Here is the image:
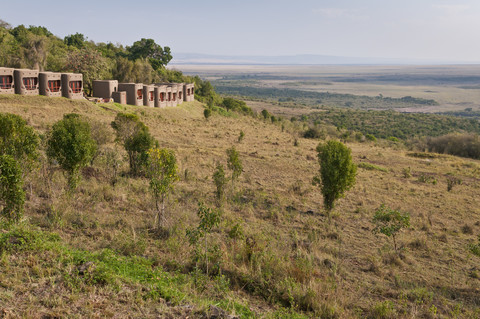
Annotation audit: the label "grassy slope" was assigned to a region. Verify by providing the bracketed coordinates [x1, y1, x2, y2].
[0, 94, 480, 318]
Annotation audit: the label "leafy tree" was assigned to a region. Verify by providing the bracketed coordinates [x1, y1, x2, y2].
[372, 204, 410, 252]
[213, 163, 227, 204]
[314, 140, 356, 214]
[64, 32, 86, 49]
[65, 46, 107, 96]
[0, 113, 39, 169]
[226, 146, 242, 191]
[127, 38, 172, 70]
[186, 202, 222, 276]
[147, 147, 178, 228]
[46, 114, 97, 190]
[261, 109, 270, 120]
[111, 113, 155, 176]
[0, 155, 25, 222]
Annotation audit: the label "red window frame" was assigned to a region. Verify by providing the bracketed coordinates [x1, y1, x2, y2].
[69, 81, 82, 93]
[149, 91, 154, 101]
[168, 92, 171, 101]
[160, 92, 165, 102]
[0, 75, 13, 89]
[23, 77, 38, 90]
[48, 80, 61, 92]
[137, 89, 143, 100]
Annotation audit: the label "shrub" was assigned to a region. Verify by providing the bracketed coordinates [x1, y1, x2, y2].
[147, 147, 178, 228]
[226, 146, 242, 192]
[427, 133, 480, 159]
[221, 97, 253, 115]
[213, 163, 228, 204]
[46, 114, 97, 190]
[0, 155, 25, 222]
[204, 108, 212, 119]
[358, 162, 388, 172]
[372, 204, 410, 252]
[0, 112, 39, 167]
[313, 140, 357, 214]
[365, 134, 377, 142]
[303, 127, 325, 139]
[186, 202, 222, 276]
[111, 113, 156, 175]
[261, 109, 270, 120]
[238, 130, 245, 143]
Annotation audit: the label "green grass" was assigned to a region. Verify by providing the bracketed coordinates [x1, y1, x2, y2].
[357, 162, 389, 172]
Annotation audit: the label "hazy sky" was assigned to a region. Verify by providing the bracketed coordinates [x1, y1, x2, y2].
[2, 0, 480, 62]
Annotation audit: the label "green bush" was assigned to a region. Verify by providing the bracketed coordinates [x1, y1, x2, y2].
[0, 112, 38, 166]
[313, 140, 357, 214]
[111, 112, 156, 176]
[372, 204, 410, 252]
[0, 155, 25, 222]
[46, 113, 97, 190]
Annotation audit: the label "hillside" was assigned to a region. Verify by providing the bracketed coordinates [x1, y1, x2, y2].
[0, 95, 480, 318]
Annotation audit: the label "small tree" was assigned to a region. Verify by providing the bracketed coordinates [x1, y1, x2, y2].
[313, 140, 356, 214]
[226, 146, 242, 192]
[147, 147, 178, 228]
[0, 155, 25, 222]
[203, 108, 212, 120]
[213, 163, 228, 204]
[186, 202, 222, 276]
[46, 114, 97, 190]
[111, 113, 155, 176]
[0, 113, 39, 169]
[372, 204, 410, 252]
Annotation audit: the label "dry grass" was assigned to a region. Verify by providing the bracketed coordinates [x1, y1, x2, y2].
[1, 94, 480, 318]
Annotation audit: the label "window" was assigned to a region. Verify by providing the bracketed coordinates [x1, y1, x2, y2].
[179, 92, 182, 100]
[0, 75, 13, 89]
[149, 91, 154, 101]
[48, 80, 61, 92]
[160, 92, 165, 102]
[137, 89, 143, 100]
[168, 92, 171, 101]
[173, 93, 176, 101]
[69, 81, 82, 93]
[23, 77, 38, 90]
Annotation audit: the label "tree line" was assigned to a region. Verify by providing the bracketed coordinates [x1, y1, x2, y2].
[0, 20, 214, 97]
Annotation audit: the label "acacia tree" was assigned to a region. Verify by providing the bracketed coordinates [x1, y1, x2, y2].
[46, 114, 97, 190]
[226, 146, 242, 192]
[314, 140, 356, 215]
[0, 155, 25, 222]
[147, 147, 178, 228]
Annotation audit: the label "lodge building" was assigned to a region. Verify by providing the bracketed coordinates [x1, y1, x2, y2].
[0, 67, 195, 107]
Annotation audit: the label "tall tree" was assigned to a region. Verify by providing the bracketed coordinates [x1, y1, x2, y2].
[65, 47, 107, 95]
[127, 38, 172, 70]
